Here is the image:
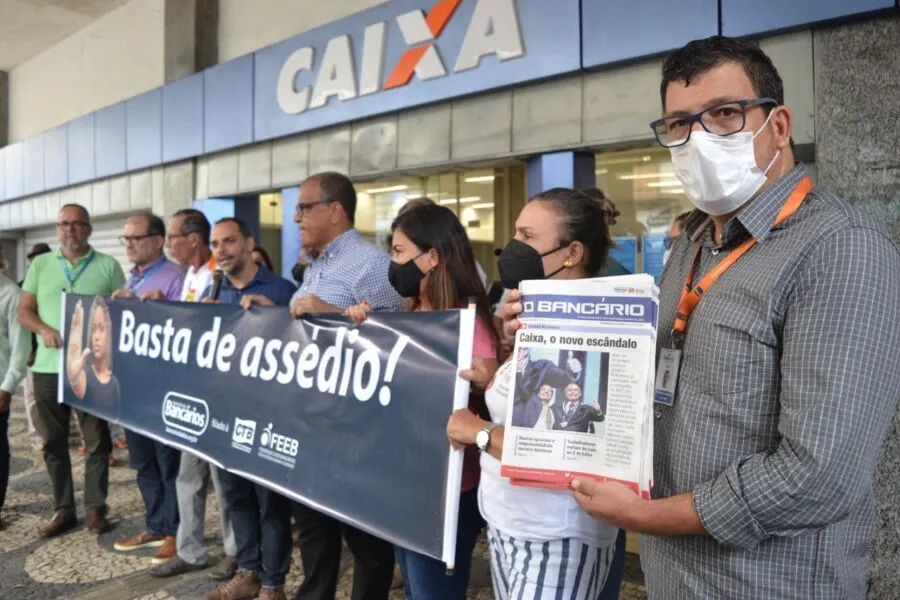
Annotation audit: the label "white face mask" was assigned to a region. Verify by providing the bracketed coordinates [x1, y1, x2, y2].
[669, 111, 780, 216]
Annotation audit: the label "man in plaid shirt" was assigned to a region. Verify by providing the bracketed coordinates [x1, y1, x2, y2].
[503, 36, 900, 599]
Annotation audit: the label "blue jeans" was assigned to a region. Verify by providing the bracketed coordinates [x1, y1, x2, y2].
[0, 409, 8, 510]
[598, 529, 626, 599]
[395, 488, 484, 600]
[217, 468, 293, 587]
[125, 430, 181, 536]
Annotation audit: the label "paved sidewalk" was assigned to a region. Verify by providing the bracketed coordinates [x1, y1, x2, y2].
[0, 397, 646, 599]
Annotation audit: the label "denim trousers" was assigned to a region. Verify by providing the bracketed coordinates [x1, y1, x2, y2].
[395, 488, 484, 600]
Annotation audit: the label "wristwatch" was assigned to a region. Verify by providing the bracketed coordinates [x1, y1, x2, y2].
[475, 425, 496, 452]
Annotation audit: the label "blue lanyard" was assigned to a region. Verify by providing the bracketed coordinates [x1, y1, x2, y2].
[127, 257, 168, 293]
[58, 251, 95, 290]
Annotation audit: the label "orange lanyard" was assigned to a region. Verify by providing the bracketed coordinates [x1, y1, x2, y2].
[672, 177, 813, 341]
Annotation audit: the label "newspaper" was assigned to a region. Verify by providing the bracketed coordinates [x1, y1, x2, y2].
[499, 274, 658, 499]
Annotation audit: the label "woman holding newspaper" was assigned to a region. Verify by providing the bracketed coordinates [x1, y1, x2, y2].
[345, 202, 500, 600]
[447, 188, 619, 600]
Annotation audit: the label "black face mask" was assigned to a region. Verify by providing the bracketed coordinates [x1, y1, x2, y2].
[497, 239, 565, 290]
[388, 253, 427, 298]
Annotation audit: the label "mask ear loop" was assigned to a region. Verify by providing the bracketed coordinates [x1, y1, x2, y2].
[753, 108, 781, 176]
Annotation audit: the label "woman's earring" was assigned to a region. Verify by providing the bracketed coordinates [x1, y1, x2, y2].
[563, 259, 572, 268]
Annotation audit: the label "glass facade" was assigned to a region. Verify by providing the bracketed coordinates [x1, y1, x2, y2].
[353, 164, 527, 285]
[595, 147, 694, 279]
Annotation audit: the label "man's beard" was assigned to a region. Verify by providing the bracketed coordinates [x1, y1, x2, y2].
[62, 239, 88, 253]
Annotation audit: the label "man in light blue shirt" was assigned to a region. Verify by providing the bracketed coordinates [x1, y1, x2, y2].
[288, 171, 402, 600]
[0, 258, 31, 530]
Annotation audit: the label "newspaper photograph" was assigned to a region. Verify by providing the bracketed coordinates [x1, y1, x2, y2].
[500, 275, 658, 498]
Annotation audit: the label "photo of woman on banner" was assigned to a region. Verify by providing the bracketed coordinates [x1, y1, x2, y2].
[345, 201, 500, 600]
[510, 346, 582, 428]
[65, 296, 121, 422]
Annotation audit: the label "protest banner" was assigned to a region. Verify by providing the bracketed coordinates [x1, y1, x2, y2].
[58, 293, 474, 568]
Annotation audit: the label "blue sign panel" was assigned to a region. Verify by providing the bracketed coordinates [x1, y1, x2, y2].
[610, 236, 638, 274]
[204, 55, 255, 154]
[68, 114, 96, 185]
[44, 125, 69, 190]
[254, 0, 582, 141]
[95, 102, 127, 179]
[127, 89, 163, 172]
[23, 136, 45, 196]
[3, 143, 23, 200]
[162, 73, 204, 163]
[721, 0, 895, 37]
[642, 234, 667, 282]
[581, 0, 718, 68]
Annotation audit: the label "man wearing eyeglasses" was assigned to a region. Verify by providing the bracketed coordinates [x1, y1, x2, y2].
[110, 212, 186, 564]
[288, 172, 402, 600]
[18, 203, 126, 538]
[501, 36, 900, 599]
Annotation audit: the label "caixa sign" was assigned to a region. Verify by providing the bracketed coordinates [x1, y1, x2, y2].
[276, 0, 525, 116]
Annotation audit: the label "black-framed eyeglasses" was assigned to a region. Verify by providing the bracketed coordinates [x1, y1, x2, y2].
[294, 199, 334, 217]
[119, 233, 161, 245]
[56, 220, 90, 230]
[650, 98, 778, 148]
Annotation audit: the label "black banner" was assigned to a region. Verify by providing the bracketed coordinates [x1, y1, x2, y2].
[59, 293, 472, 565]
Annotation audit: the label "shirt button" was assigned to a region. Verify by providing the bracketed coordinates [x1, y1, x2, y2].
[655, 410, 662, 420]
[711, 249, 720, 256]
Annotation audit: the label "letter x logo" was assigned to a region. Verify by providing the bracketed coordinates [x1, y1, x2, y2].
[384, 0, 461, 90]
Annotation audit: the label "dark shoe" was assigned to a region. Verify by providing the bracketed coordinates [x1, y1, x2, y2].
[86, 508, 111, 535]
[150, 555, 207, 578]
[208, 555, 238, 581]
[40, 509, 77, 539]
[204, 569, 261, 600]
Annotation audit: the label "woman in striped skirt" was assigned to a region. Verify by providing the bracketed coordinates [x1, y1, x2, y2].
[449, 188, 619, 599]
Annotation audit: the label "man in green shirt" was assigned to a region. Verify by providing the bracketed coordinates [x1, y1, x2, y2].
[18, 203, 125, 538]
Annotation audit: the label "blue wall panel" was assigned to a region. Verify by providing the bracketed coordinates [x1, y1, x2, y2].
[95, 102, 127, 179]
[3, 143, 23, 200]
[23, 136, 45, 196]
[722, 0, 895, 37]
[44, 125, 69, 190]
[204, 55, 254, 153]
[162, 73, 204, 163]
[254, 0, 581, 141]
[0, 150, 5, 201]
[68, 114, 96, 185]
[581, 0, 718, 68]
[127, 89, 163, 171]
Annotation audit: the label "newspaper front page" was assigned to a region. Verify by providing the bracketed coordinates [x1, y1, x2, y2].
[500, 274, 658, 499]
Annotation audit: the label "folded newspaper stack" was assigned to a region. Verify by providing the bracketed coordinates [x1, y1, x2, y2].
[499, 274, 659, 499]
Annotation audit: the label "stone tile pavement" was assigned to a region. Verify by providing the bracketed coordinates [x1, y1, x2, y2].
[0, 397, 647, 599]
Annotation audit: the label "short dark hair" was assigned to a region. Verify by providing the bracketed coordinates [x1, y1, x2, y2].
[173, 208, 211, 245]
[529, 188, 612, 276]
[579, 187, 620, 225]
[60, 203, 90, 222]
[133, 212, 166, 237]
[215, 217, 252, 239]
[307, 172, 357, 224]
[660, 36, 784, 111]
